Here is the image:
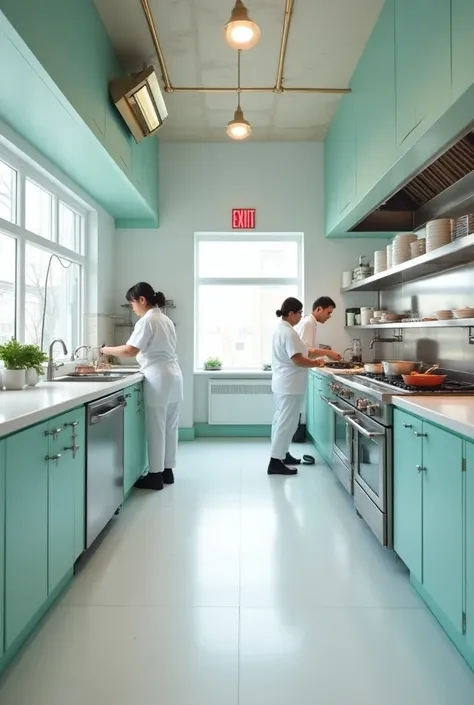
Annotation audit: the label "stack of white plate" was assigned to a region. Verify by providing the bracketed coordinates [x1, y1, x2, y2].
[393, 233, 418, 265]
[426, 219, 452, 252]
[386, 243, 393, 269]
[435, 310, 453, 320]
[409, 238, 426, 258]
[374, 250, 387, 274]
[453, 307, 474, 319]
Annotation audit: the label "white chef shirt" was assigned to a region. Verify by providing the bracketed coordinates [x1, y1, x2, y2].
[127, 308, 183, 406]
[295, 314, 318, 349]
[271, 320, 309, 395]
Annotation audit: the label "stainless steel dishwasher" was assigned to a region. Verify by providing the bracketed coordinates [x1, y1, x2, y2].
[86, 390, 126, 548]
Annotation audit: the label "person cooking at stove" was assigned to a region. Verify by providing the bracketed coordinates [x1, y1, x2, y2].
[101, 282, 183, 492]
[294, 296, 342, 361]
[268, 297, 326, 477]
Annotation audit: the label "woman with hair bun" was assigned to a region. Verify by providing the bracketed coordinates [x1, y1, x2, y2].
[269, 297, 324, 476]
[101, 282, 183, 491]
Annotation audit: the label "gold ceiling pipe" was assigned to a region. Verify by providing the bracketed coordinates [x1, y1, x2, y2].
[139, 0, 351, 96]
[275, 0, 294, 93]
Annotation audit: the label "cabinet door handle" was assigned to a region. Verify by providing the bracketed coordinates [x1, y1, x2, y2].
[65, 421, 79, 428]
[64, 445, 80, 458]
[416, 465, 426, 473]
[402, 423, 412, 429]
[45, 428, 62, 438]
[46, 453, 61, 465]
[414, 432, 427, 438]
[125, 393, 132, 398]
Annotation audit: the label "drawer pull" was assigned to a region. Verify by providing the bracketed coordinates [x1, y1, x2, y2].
[65, 421, 79, 428]
[414, 432, 427, 438]
[46, 454, 61, 465]
[64, 444, 80, 458]
[402, 423, 412, 429]
[416, 465, 426, 473]
[45, 428, 62, 438]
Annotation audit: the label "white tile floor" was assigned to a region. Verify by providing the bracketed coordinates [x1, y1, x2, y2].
[1, 439, 474, 703]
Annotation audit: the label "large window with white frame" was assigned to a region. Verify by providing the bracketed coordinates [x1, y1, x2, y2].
[195, 233, 303, 370]
[0, 144, 87, 354]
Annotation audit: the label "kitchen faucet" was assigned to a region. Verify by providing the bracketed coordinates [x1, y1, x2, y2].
[71, 345, 89, 361]
[368, 335, 402, 350]
[47, 339, 68, 381]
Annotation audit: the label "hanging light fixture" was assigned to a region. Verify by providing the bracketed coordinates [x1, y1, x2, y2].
[226, 50, 251, 140]
[224, 0, 261, 50]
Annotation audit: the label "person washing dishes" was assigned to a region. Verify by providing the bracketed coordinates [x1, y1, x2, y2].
[295, 296, 342, 360]
[268, 297, 325, 477]
[101, 282, 183, 491]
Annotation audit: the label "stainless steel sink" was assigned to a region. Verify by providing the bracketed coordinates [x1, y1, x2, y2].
[54, 372, 133, 383]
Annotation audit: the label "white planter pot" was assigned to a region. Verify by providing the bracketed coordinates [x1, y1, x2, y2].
[26, 368, 40, 387]
[3, 369, 26, 390]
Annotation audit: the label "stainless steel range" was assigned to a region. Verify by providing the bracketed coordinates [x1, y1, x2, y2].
[327, 370, 474, 547]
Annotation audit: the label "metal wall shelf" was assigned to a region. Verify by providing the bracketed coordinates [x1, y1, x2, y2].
[346, 319, 474, 330]
[341, 233, 474, 292]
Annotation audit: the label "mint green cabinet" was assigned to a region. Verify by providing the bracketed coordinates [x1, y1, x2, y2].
[393, 409, 423, 582]
[307, 372, 333, 465]
[466, 441, 474, 653]
[306, 373, 315, 441]
[353, 0, 395, 198]
[0, 441, 5, 659]
[422, 425, 463, 631]
[48, 408, 86, 592]
[452, 0, 474, 101]
[124, 383, 148, 494]
[324, 96, 356, 233]
[5, 421, 49, 650]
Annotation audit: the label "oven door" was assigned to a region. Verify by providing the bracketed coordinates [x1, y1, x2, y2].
[327, 399, 353, 468]
[347, 412, 388, 512]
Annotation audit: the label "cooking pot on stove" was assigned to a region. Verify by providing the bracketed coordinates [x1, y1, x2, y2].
[382, 360, 418, 376]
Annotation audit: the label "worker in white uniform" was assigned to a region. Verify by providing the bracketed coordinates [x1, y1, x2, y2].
[268, 297, 325, 477]
[101, 282, 183, 491]
[295, 295, 342, 359]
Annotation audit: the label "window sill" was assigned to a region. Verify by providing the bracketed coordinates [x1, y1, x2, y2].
[194, 369, 272, 378]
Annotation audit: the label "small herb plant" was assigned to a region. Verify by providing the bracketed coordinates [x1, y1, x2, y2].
[0, 339, 28, 370]
[22, 344, 49, 375]
[204, 357, 222, 370]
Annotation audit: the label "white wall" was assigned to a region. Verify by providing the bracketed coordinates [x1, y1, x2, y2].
[114, 142, 386, 427]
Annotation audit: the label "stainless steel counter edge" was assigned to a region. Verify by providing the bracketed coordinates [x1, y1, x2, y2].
[393, 395, 474, 441]
[0, 373, 144, 439]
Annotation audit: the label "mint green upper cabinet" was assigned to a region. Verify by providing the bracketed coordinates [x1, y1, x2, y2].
[48, 408, 86, 591]
[393, 409, 423, 582]
[452, 0, 474, 101]
[336, 95, 356, 218]
[466, 441, 474, 653]
[395, 0, 451, 153]
[5, 422, 48, 650]
[353, 0, 395, 198]
[0, 441, 5, 659]
[422, 422, 463, 632]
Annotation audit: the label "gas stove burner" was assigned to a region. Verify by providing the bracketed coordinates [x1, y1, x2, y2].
[324, 361, 362, 369]
[362, 373, 474, 394]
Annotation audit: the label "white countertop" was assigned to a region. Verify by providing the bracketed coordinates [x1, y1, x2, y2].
[0, 373, 143, 438]
[393, 396, 474, 439]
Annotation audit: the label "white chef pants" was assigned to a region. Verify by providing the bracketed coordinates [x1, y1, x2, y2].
[270, 393, 304, 460]
[145, 402, 180, 474]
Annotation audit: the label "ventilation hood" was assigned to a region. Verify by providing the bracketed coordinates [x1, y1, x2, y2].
[109, 66, 168, 143]
[351, 127, 474, 232]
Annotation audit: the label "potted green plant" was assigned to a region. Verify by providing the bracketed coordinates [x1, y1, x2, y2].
[0, 339, 28, 390]
[22, 344, 49, 387]
[203, 356, 222, 371]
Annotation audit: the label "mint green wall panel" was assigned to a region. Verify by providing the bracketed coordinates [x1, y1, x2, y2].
[353, 0, 395, 198]
[422, 422, 463, 633]
[466, 441, 474, 653]
[452, 0, 474, 101]
[0, 441, 4, 659]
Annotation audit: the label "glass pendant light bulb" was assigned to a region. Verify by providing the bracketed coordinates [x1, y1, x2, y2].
[224, 1, 261, 50]
[226, 107, 251, 140]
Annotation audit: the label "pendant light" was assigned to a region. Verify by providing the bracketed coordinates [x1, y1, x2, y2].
[224, 1, 261, 51]
[226, 50, 251, 140]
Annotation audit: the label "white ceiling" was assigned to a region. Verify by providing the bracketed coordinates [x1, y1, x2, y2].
[94, 0, 383, 142]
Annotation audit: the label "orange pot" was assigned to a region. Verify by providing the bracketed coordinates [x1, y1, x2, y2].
[402, 374, 446, 388]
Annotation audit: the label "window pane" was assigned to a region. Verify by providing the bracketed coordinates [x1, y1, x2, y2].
[59, 202, 82, 252]
[197, 284, 298, 369]
[198, 241, 298, 278]
[0, 232, 16, 343]
[25, 179, 53, 239]
[0, 160, 16, 223]
[25, 244, 80, 351]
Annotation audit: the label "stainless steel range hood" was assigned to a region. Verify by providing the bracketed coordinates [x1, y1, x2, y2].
[351, 126, 474, 232]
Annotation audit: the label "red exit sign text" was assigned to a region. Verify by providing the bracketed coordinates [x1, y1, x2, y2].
[232, 208, 256, 229]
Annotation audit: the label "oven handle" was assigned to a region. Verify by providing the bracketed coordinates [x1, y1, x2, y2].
[327, 400, 355, 418]
[346, 416, 385, 439]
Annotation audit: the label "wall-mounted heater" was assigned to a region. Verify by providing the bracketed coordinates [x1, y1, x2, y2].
[109, 66, 168, 143]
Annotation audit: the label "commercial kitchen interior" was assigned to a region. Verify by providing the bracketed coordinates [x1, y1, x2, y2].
[1, 0, 474, 702]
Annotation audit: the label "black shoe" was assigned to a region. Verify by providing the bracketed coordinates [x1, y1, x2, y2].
[284, 452, 301, 465]
[163, 468, 175, 485]
[134, 472, 164, 491]
[267, 458, 298, 476]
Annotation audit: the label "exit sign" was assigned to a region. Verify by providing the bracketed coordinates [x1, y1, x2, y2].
[232, 208, 256, 229]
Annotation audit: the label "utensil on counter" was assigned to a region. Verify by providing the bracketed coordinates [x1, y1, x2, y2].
[382, 360, 417, 376]
[402, 373, 446, 388]
[363, 362, 383, 374]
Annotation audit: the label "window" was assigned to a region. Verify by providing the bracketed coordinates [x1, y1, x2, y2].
[195, 234, 303, 370]
[0, 145, 88, 354]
